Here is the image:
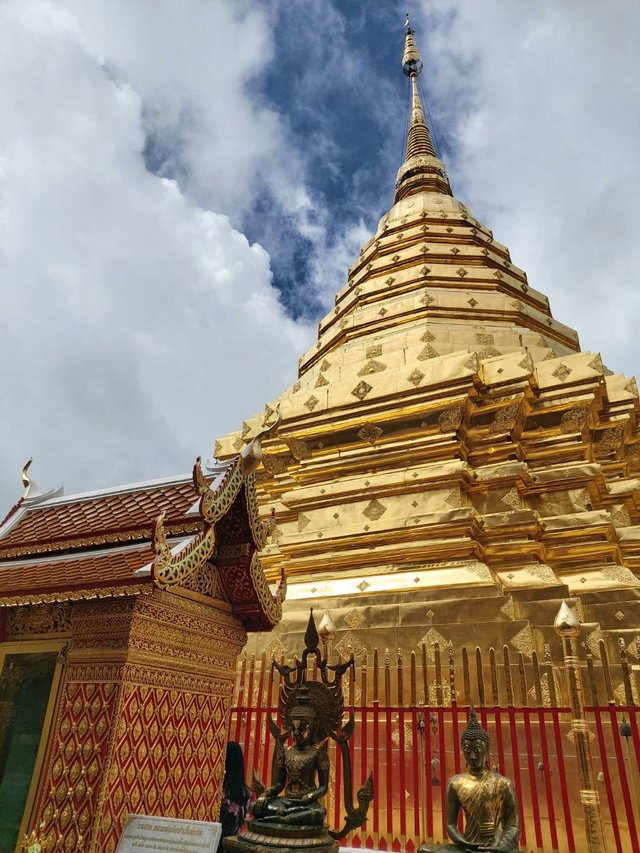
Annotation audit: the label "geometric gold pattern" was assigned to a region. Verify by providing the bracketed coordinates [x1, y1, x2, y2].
[407, 368, 425, 387]
[304, 395, 320, 411]
[263, 634, 288, 663]
[522, 564, 559, 585]
[509, 624, 535, 659]
[417, 344, 440, 360]
[626, 635, 640, 658]
[335, 629, 366, 659]
[297, 513, 311, 532]
[552, 363, 573, 382]
[97, 685, 228, 844]
[362, 499, 387, 521]
[437, 404, 464, 432]
[417, 627, 449, 661]
[358, 359, 387, 376]
[444, 488, 463, 508]
[500, 597, 516, 620]
[488, 400, 520, 435]
[357, 423, 383, 443]
[351, 381, 373, 401]
[528, 671, 562, 708]
[500, 487, 521, 511]
[465, 562, 492, 582]
[36, 681, 118, 851]
[601, 565, 637, 585]
[343, 608, 366, 630]
[560, 406, 589, 432]
[585, 626, 604, 659]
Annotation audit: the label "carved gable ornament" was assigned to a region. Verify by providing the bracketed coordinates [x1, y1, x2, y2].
[151, 420, 286, 632]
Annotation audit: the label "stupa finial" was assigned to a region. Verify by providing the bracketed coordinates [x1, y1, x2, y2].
[394, 19, 452, 202]
[402, 16, 424, 78]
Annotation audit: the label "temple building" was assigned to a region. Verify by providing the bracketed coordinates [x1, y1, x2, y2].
[215, 25, 640, 673]
[0, 439, 284, 851]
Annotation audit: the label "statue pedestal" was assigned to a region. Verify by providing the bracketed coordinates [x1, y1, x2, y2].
[223, 824, 338, 853]
[418, 846, 523, 852]
[417, 846, 461, 852]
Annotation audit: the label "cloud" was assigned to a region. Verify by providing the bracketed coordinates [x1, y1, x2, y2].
[1, 0, 639, 514]
[0, 0, 313, 509]
[416, 0, 640, 377]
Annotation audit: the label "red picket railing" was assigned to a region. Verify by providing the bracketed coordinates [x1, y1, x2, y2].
[229, 640, 640, 852]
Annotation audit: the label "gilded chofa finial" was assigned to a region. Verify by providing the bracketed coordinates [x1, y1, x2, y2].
[21, 458, 33, 496]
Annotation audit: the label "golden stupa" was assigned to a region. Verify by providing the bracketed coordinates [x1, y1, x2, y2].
[215, 25, 640, 669]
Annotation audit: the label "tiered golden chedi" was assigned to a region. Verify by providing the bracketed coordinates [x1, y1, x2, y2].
[216, 26, 640, 666]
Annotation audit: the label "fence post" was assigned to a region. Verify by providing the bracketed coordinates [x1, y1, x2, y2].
[555, 601, 607, 853]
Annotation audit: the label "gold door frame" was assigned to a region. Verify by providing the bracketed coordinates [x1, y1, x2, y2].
[0, 638, 66, 853]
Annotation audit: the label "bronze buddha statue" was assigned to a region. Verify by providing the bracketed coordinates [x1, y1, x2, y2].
[419, 707, 521, 853]
[251, 686, 329, 828]
[224, 611, 373, 852]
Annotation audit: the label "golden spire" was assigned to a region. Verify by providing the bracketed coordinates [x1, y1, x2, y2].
[394, 18, 452, 203]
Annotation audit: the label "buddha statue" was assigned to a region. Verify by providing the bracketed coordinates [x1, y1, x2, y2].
[251, 686, 329, 828]
[419, 707, 521, 853]
[224, 611, 373, 853]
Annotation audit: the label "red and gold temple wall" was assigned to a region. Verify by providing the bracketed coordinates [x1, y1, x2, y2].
[17, 589, 246, 852]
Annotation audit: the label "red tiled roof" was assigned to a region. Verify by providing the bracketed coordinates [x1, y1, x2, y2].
[0, 480, 197, 557]
[0, 496, 23, 528]
[0, 544, 153, 597]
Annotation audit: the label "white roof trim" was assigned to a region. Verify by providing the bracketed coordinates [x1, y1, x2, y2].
[25, 460, 230, 509]
[0, 539, 159, 570]
[0, 458, 231, 545]
[0, 504, 27, 542]
[0, 475, 194, 545]
[35, 473, 193, 507]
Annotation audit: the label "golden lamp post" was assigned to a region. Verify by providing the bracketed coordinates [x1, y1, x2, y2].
[554, 601, 607, 852]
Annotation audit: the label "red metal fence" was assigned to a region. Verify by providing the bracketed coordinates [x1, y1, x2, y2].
[229, 641, 640, 852]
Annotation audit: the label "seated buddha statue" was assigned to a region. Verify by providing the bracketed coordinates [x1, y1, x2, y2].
[251, 689, 329, 828]
[419, 707, 521, 853]
[224, 610, 372, 853]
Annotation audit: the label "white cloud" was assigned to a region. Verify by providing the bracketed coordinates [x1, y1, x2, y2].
[0, 0, 313, 508]
[417, 0, 640, 377]
[1, 0, 639, 513]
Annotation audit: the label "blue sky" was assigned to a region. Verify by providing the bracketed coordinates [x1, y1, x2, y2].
[0, 0, 639, 509]
[137, 2, 438, 320]
[255, 2, 411, 318]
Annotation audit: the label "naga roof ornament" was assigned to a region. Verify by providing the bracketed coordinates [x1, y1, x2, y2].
[151, 413, 285, 630]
